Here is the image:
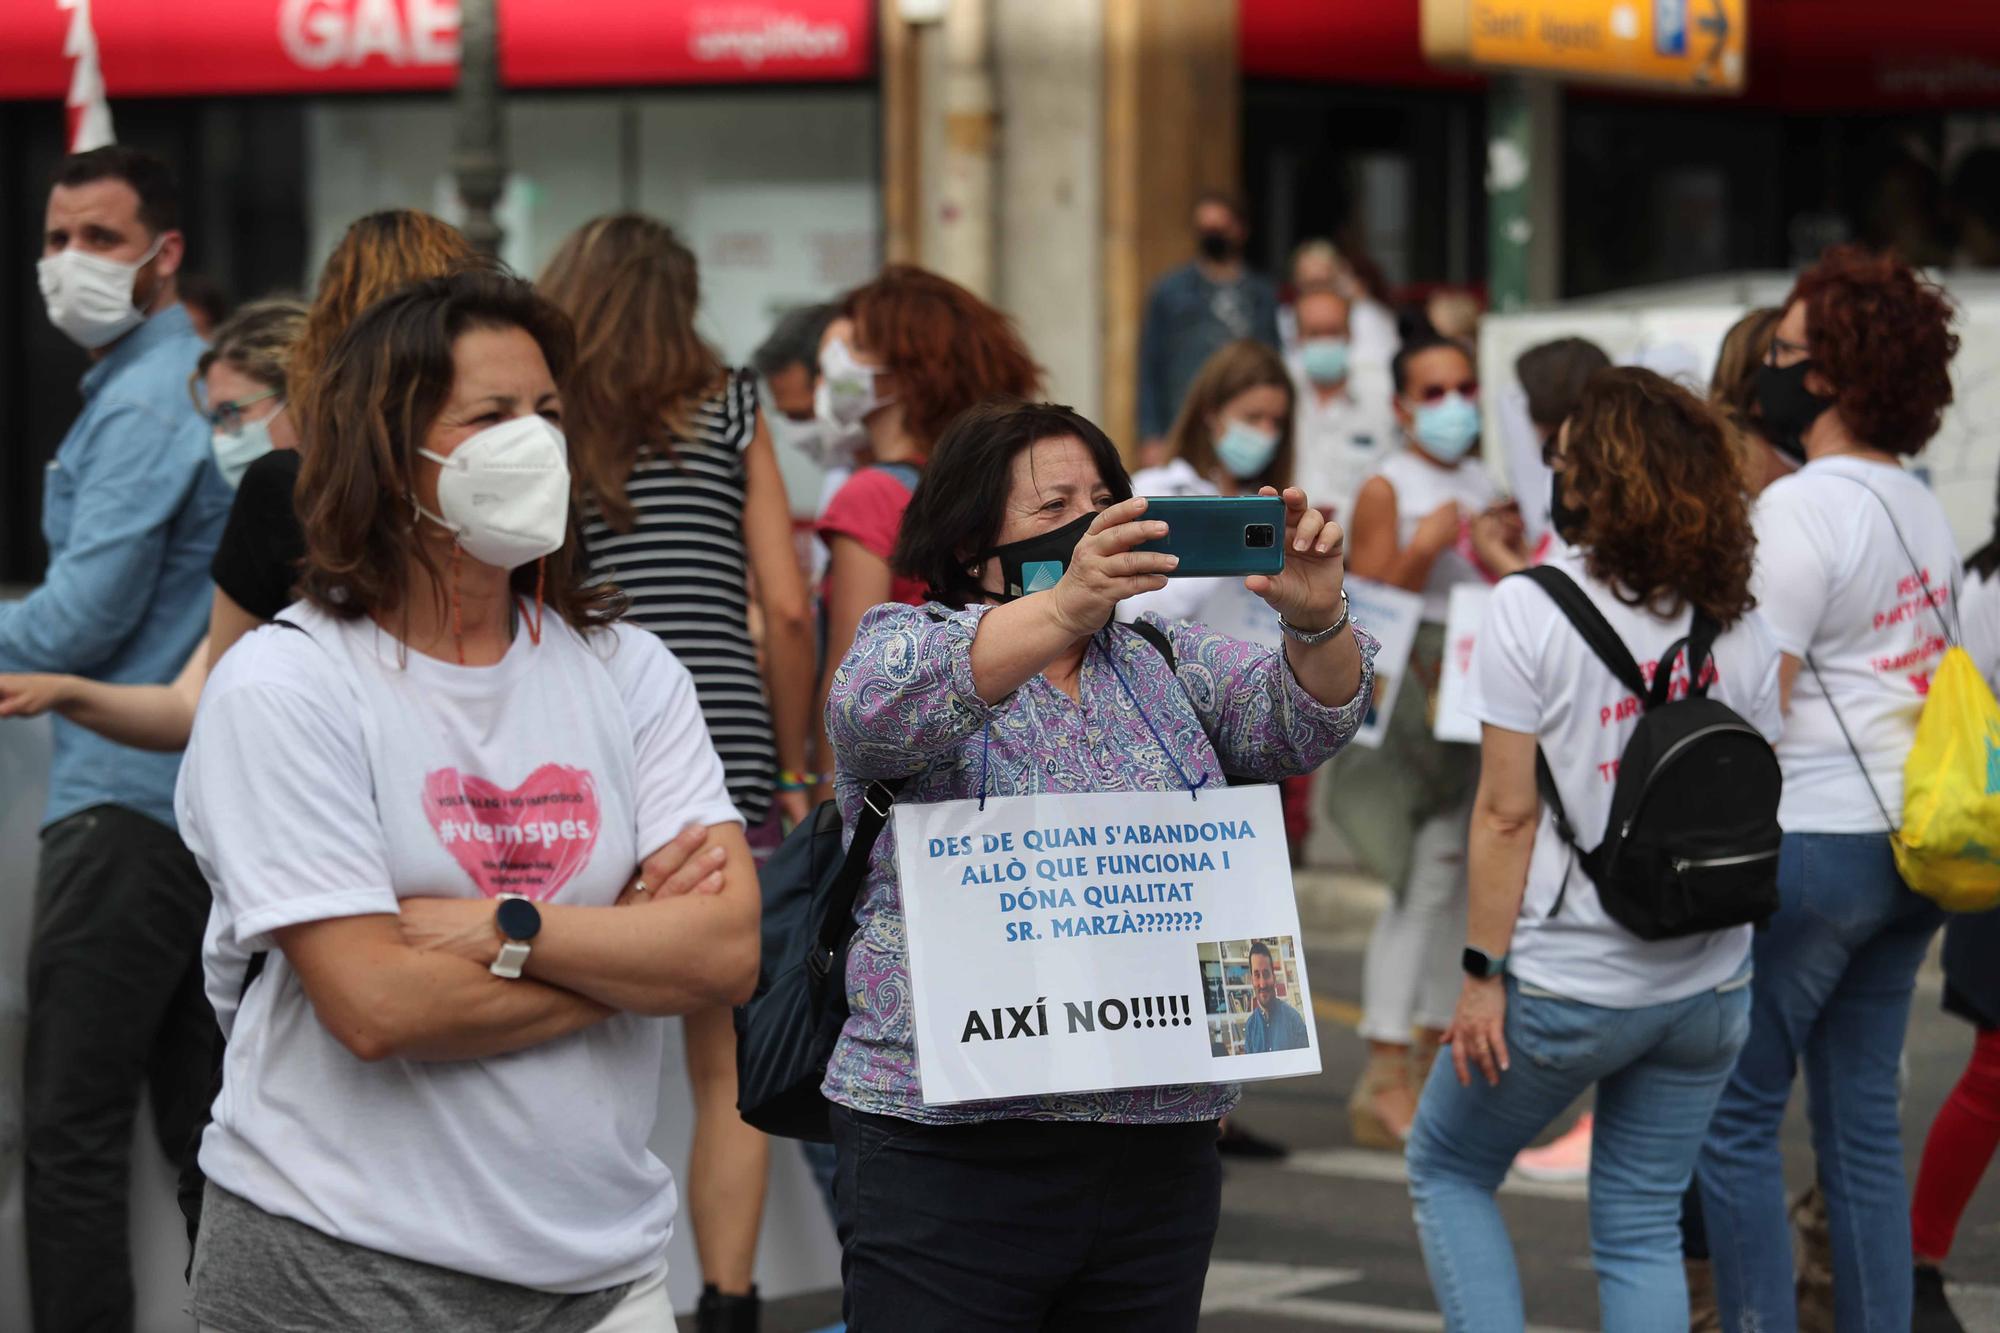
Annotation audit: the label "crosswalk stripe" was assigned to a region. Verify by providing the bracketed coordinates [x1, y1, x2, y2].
[1287, 1146, 1590, 1202]
[1204, 1259, 1590, 1331]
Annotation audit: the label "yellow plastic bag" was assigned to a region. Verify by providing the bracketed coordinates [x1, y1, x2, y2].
[1893, 647, 2000, 912]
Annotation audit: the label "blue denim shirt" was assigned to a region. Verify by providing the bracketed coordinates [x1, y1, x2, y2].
[1137, 262, 1282, 438]
[0, 303, 229, 829]
[1243, 997, 1310, 1054]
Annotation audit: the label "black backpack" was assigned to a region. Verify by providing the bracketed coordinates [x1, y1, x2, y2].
[1518, 567, 1782, 941]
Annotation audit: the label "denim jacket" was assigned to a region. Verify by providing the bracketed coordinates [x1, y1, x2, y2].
[0, 303, 230, 828]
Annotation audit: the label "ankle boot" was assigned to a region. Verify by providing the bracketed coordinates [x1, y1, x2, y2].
[696, 1283, 761, 1333]
[1347, 1048, 1414, 1150]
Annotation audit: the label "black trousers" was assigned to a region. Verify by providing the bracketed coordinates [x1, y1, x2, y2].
[25, 805, 218, 1333]
[830, 1105, 1222, 1333]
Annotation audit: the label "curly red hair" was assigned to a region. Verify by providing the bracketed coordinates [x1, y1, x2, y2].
[844, 265, 1043, 449]
[1564, 367, 1756, 626]
[1791, 245, 1958, 457]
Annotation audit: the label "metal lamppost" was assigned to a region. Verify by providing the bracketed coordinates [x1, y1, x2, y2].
[452, 0, 506, 258]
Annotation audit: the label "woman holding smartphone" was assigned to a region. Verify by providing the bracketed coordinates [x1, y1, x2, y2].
[823, 398, 1374, 1332]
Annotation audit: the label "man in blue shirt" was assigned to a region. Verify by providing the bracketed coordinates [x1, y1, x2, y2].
[3, 146, 230, 1332]
[1136, 190, 1282, 459]
[1243, 939, 1310, 1054]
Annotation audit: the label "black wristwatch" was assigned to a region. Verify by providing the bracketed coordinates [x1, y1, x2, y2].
[1461, 946, 1508, 981]
[490, 894, 542, 979]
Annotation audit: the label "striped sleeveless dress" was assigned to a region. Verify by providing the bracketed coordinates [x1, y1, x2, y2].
[581, 369, 776, 824]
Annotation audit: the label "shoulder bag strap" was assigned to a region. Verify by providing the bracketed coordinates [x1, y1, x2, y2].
[1804, 654, 1899, 832]
[1817, 470, 1961, 647]
[810, 775, 913, 969]
[1126, 617, 1178, 672]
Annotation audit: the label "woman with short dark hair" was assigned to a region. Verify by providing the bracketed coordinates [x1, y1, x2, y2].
[176, 271, 759, 1331]
[1406, 367, 1782, 1331]
[1697, 244, 1963, 1333]
[825, 399, 1374, 1331]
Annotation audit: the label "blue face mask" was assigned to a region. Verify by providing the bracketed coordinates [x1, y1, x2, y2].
[1214, 420, 1280, 479]
[1299, 337, 1350, 386]
[1410, 393, 1480, 463]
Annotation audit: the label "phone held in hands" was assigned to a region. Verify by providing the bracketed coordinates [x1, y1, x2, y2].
[1133, 495, 1287, 578]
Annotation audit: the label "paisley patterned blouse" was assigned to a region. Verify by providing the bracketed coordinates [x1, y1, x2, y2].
[821, 600, 1379, 1125]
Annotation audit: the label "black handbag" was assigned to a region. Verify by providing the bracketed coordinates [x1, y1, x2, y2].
[734, 775, 907, 1141]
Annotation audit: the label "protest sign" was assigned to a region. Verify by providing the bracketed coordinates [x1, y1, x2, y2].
[1344, 577, 1424, 749]
[1433, 583, 1490, 744]
[894, 784, 1320, 1105]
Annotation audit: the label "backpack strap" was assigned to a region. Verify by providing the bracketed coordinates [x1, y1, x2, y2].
[1514, 567, 1650, 699]
[1513, 567, 1648, 917]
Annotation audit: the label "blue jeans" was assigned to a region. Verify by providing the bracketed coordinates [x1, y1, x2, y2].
[1697, 832, 1943, 1333]
[1407, 972, 1752, 1333]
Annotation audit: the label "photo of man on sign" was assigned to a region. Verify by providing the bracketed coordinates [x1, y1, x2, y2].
[1201, 936, 1310, 1055]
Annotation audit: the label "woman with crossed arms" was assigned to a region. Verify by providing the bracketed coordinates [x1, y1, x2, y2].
[176, 271, 759, 1330]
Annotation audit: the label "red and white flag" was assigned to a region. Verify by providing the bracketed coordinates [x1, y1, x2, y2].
[59, 0, 114, 152]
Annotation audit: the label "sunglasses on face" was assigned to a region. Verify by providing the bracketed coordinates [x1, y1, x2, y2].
[1409, 381, 1479, 404]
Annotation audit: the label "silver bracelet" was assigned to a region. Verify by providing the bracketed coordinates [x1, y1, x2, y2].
[1279, 589, 1350, 645]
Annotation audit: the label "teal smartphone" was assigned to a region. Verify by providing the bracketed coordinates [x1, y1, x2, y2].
[1134, 495, 1286, 578]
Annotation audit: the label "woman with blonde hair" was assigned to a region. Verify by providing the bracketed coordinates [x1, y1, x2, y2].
[0, 210, 478, 744]
[540, 212, 815, 1333]
[1707, 306, 1791, 495]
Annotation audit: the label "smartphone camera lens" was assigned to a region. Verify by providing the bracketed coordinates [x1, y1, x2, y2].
[1245, 524, 1276, 549]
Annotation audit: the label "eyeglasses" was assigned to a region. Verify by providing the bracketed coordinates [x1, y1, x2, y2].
[1765, 336, 1810, 367]
[201, 388, 279, 437]
[1409, 381, 1478, 404]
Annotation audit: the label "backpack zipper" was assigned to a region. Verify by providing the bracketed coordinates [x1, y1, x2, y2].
[1670, 849, 1779, 873]
[1616, 720, 1772, 845]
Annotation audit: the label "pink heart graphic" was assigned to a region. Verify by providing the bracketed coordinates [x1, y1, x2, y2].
[421, 764, 602, 901]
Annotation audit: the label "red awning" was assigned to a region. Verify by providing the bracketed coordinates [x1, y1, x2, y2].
[0, 0, 874, 100]
[1240, 0, 2000, 110]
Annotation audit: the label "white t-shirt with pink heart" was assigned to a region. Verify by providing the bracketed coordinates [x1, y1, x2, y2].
[175, 602, 741, 1295]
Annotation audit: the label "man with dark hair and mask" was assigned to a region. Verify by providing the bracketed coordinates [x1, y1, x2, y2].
[1, 144, 230, 1331]
[1137, 189, 1281, 465]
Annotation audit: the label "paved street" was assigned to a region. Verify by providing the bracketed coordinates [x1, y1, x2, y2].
[710, 879, 2000, 1332]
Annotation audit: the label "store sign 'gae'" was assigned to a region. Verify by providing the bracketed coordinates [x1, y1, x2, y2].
[0, 0, 873, 99]
[1421, 0, 1746, 94]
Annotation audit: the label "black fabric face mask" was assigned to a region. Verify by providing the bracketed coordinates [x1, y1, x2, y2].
[1196, 230, 1237, 263]
[980, 511, 1098, 600]
[1755, 359, 1835, 463]
[1550, 469, 1589, 545]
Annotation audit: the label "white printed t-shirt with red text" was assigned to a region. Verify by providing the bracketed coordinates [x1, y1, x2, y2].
[1751, 456, 1962, 833]
[175, 603, 741, 1294]
[1465, 547, 1783, 1008]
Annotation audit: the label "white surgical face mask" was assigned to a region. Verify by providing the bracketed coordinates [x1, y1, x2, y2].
[810, 377, 871, 463]
[211, 414, 277, 490]
[38, 233, 167, 350]
[817, 337, 890, 430]
[413, 414, 572, 570]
